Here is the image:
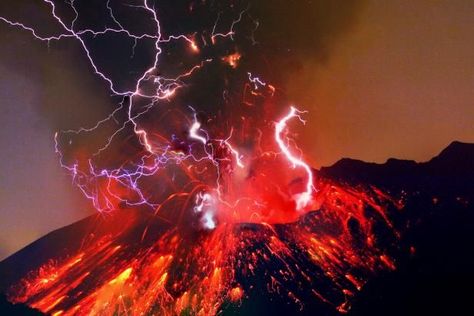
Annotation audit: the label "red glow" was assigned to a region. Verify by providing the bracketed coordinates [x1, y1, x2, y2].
[222, 52, 241, 68]
[7, 179, 401, 315]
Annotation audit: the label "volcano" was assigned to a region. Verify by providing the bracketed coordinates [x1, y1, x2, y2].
[1, 141, 473, 316]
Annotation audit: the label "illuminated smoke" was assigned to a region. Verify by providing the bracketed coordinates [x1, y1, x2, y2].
[194, 192, 217, 230]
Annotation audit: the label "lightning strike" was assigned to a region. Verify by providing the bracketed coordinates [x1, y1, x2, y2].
[275, 106, 314, 210]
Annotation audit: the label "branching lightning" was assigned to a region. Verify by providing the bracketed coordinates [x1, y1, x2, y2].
[0, 0, 316, 222]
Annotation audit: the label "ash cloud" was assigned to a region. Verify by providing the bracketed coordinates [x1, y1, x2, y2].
[245, 0, 366, 84]
[0, 0, 117, 131]
[0, 0, 366, 259]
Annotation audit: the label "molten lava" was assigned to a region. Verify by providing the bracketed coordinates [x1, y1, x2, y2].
[8, 179, 400, 315]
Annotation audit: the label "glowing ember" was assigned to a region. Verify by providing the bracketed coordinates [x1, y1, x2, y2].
[222, 52, 242, 68]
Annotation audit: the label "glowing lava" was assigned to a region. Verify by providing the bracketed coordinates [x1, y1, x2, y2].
[6, 181, 401, 315]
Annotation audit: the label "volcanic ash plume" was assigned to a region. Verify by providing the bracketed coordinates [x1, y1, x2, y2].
[0, 1, 402, 315]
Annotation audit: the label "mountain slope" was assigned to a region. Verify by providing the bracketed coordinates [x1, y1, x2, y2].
[320, 141, 474, 193]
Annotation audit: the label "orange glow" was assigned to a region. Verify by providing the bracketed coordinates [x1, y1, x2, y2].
[229, 287, 243, 302]
[108, 267, 132, 284]
[190, 40, 199, 52]
[222, 52, 241, 68]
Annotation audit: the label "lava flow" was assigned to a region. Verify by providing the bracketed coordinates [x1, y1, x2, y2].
[1, 1, 402, 315]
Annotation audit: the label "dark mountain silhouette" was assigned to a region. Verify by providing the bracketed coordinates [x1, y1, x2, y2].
[320, 141, 474, 194]
[1, 141, 473, 316]
[428, 141, 474, 173]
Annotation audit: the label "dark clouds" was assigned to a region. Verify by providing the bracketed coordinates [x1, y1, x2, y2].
[0, 24, 112, 132]
[249, 0, 365, 63]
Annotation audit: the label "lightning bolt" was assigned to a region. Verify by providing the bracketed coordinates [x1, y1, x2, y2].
[275, 106, 314, 210]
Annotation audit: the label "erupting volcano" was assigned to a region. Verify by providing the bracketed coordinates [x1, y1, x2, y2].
[1, 1, 473, 316]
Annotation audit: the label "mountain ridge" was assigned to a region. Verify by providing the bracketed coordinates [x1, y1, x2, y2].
[319, 141, 474, 191]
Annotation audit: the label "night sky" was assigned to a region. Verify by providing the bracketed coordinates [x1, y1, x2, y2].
[0, 0, 473, 259]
